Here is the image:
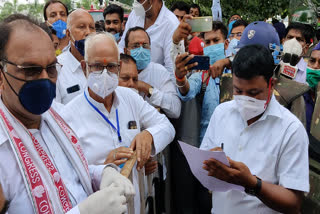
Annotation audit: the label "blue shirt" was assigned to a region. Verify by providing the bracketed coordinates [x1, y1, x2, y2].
[177, 72, 220, 143]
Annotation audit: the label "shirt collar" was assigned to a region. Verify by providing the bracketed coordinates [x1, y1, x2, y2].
[259, 94, 282, 120]
[65, 49, 81, 73]
[84, 87, 120, 113]
[297, 57, 307, 73]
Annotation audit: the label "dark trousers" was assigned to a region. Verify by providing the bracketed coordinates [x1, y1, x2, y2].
[170, 141, 212, 214]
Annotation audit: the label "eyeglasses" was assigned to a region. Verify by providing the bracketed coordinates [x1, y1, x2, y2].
[128, 42, 150, 50]
[86, 62, 120, 74]
[1, 58, 61, 79]
[229, 32, 242, 39]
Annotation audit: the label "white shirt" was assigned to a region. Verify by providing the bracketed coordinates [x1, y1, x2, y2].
[61, 86, 175, 213]
[294, 58, 307, 84]
[0, 118, 104, 214]
[56, 49, 87, 105]
[139, 62, 181, 118]
[200, 95, 309, 214]
[118, 4, 179, 78]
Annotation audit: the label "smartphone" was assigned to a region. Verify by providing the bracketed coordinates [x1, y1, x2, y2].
[186, 16, 213, 33]
[185, 55, 210, 71]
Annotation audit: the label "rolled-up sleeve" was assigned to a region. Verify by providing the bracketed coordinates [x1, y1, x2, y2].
[177, 72, 202, 102]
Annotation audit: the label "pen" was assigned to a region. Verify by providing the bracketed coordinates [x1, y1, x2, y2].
[221, 143, 224, 151]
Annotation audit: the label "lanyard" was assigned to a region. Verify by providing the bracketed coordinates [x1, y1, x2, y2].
[84, 92, 122, 143]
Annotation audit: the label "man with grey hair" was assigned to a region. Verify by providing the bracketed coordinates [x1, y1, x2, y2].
[61, 32, 175, 214]
[56, 9, 95, 104]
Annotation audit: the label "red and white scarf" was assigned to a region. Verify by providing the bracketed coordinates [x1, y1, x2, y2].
[0, 100, 93, 214]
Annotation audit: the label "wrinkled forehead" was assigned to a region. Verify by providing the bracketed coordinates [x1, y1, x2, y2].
[128, 30, 149, 44]
[287, 29, 304, 39]
[68, 10, 94, 27]
[6, 24, 55, 64]
[87, 39, 118, 63]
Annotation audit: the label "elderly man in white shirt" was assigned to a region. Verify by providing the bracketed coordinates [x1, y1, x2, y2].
[201, 45, 309, 214]
[56, 9, 95, 104]
[61, 32, 175, 214]
[0, 14, 134, 214]
[118, 0, 179, 78]
[122, 26, 181, 118]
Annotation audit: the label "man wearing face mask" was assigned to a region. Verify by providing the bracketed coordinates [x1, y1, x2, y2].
[175, 21, 228, 143]
[225, 19, 247, 58]
[304, 43, 320, 153]
[283, 22, 315, 84]
[124, 26, 181, 119]
[55, 9, 95, 105]
[219, 21, 311, 127]
[201, 44, 309, 214]
[0, 14, 135, 214]
[44, 0, 69, 56]
[118, 0, 179, 78]
[103, 4, 124, 43]
[61, 32, 175, 214]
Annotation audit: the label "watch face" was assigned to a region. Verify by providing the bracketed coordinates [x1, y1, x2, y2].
[245, 188, 256, 196]
[149, 87, 153, 95]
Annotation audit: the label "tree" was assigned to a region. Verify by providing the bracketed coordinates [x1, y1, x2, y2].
[165, 0, 291, 23]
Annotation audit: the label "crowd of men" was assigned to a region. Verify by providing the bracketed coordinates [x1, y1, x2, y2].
[0, 0, 319, 213]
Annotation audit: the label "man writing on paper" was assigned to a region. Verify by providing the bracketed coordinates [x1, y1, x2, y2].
[0, 14, 134, 214]
[61, 32, 175, 214]
[201, 45, 309, 214]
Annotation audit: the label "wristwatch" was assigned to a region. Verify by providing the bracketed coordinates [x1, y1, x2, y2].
[147, 87, 153, 98]
[245, 176, 262, 196]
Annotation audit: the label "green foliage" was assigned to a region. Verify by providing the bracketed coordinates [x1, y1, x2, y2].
[165, 0, 291, 23]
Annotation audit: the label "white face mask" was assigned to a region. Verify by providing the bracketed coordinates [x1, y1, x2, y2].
[132, 0, 152, 17]
[234, 95, 267, 122]
[87, 69, 118, 99]
[283, 38, 303, 57]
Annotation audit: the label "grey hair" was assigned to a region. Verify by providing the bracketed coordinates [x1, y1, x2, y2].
[66, 8, 88, 29]
[84, 32, 119, 62]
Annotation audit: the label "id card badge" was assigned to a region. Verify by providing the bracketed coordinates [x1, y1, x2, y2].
[67, 84, 80, 94]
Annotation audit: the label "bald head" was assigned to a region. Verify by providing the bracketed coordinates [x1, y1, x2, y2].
[84, 32, 119, 62]
[0, 14, 53, 59]
[67, 9, 93, 29]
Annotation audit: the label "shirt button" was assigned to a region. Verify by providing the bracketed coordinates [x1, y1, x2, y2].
[238, 145, 242, 151]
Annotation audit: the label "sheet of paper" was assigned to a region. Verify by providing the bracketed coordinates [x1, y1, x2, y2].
[178, 141, 244, 192]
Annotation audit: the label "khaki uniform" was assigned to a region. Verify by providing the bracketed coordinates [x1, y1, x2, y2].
[219, 74, 310, 126]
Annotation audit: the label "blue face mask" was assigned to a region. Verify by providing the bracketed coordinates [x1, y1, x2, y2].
[130, 47, 151, 70]
[3, 69, 56, 115]
[113, 33, 121, 42]
[74, 39, 85, 56]
[51, 20, 67, 39]
[203, 43, 225, 65]
[19, 79, 56, 115]
[225, 38, 239, 57]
